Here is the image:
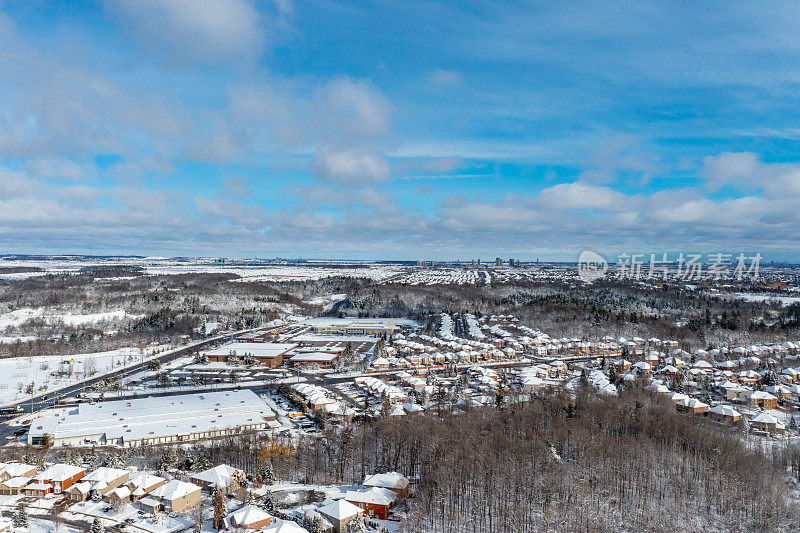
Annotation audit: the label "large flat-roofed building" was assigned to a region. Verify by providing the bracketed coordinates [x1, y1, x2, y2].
[204, 342, 298, 367]
[28, 390, 276, 448]
[289, 351, 339, 368]
[305, 318, 401, 337]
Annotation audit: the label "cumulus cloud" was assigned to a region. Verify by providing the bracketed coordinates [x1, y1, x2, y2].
[312, 145, 390, 185]
[537, 181, 629, 210]
[314, 77, 392, 138]
[700, 152, 765, 190]
[105, 0, 266, 65]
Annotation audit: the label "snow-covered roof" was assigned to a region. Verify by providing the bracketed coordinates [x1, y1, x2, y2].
[128, 472, 165, 490]
[363, 472, 409, 491]
[318, 499, 363, 521]
[345, 487, 397, 506]
[262, 519, 311, 533]
[192, 464, 243, 489]
[85, 467, 127, 484]
[149, 480, 200, 501]
[229, 504, 272, 526]
[28, 390, 274, 445]
[38, 463, 83, 482]
[709, 405, 740, 417]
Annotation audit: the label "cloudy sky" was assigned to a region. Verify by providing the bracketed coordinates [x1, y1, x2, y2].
[1, 1, 799, 260]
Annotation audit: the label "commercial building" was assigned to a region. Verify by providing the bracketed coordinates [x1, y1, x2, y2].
[204, 342, 298, 367]
[305, 318, 400, 337]
[288, 351, 340, 368]
[28, 390, 277, 448]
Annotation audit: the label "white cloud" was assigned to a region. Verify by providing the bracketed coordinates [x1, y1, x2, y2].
[313, 145, 390, 185]
[105, 0, 266, 65]
[700, 152, 765, 190]
[537, 181, 629, 210]
[314, 77, 392, 138]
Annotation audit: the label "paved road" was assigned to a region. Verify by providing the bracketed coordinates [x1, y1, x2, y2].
[0, 323, 289, 417]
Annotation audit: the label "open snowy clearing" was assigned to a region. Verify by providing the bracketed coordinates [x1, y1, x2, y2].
[0, 307, 141, 332]
[0, 346, 157, 406]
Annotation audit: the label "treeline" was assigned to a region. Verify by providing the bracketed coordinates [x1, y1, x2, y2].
[199, 387, 799, 533]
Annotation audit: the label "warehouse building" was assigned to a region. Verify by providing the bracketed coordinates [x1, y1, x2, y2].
[28, 390, 277, 448]
[204, 342, 298, 367]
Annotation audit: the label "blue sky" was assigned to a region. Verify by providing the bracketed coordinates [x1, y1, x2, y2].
[1, 1, 800, 260]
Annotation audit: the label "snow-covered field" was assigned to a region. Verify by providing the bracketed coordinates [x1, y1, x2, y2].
[0, 346, 156, 406]
[0, 307, 140, 332]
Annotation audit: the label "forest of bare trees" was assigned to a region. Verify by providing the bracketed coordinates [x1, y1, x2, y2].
[91, 386, 799, 533]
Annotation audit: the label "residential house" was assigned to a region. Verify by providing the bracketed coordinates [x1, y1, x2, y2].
[107, 486, 132, 506]
[708, 404, 741, 423]
[66, 481, 92, 502]
[344, 487, 397, 520]
[751, 412, 786, 433]
[262, 520, 311, 533]
[37, 464, 85, 494]
[147, 480, 201, 513]
[747, 391, 779, 410]
[0, 477, 30, 496]
[363, 472, 410, 497]
[127, 472, 166, 501]
[227, 504, 273, 530]
[190, 464, 245, 493]
[84, 467, 129, 497]
[24, 482, 52, 498]
[675, 398, 710, 414]
[0, 463, 35, 481]
[317, 499, 363, 533]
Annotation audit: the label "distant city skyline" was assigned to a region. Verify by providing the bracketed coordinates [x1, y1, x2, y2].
[1, 2, 800, 259]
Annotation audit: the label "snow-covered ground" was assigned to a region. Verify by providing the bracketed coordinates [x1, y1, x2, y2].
[0, 346, 157, 406]
[0, 307, 141, 332]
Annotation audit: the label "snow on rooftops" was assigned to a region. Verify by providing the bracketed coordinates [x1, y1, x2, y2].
[192, 464, 244, 489]
[129, 472, 165, 489]
[345, 487, 398, 506]
[318, 499, 363, 521]
[149, 479, 200, 501]
[229, 504, 273, 525]
[85, 467, 127, 483]
[38, 463, 83, 482]
[262, 519, 311, 533]
[709, 404, 740, 417]
[205, 342, 298, 359]
[363, 472, 409, 491]
[27, 389, 275, 447]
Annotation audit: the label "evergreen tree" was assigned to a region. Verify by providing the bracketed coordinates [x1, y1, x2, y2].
[261, 461, 276, 485]
[259, 492, 276, 514]
[91, 517, 104, 533]
[159, 448, 177, 471]
[91, 489, 102, 502]
[13, 503, 28, 527]
[347, 514, 366, 533]
[311, 515, 325, 533]
[103, 452, 125, 469]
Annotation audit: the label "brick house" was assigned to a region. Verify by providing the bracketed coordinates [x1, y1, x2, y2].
[344, 487, 397, 520]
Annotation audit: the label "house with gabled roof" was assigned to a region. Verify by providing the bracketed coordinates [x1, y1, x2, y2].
[317, 499, 363, 532]
[345, 487, 397, 520]
[146, 479, 201, 513]
[227, 504, 273, 530]
[190, 464, 245, 493]
[363, 471, 410, 497]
